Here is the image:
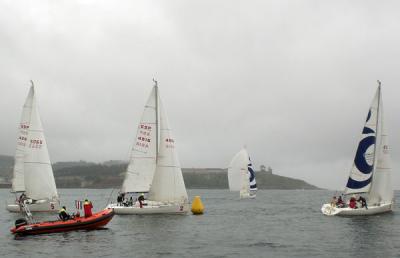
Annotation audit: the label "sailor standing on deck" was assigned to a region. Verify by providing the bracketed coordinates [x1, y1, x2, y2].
[117, 193, 123, 206]
[83, 199, 93, 217]
[138, 193, 145, 208]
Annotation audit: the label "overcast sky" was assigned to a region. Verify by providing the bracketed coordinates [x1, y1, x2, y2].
[1, 0, 400, 190]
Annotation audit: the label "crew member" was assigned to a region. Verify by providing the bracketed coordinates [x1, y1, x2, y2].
[357, 196, 368, 209]
[59, 206, 71, 221]
[330, 196, 337, 207]
[138, 193, 145, 208]
[18, 193, 27, 204]
[83, 199, 93, 217]
[117, 193, 123, 206]
[349, 197, 357, 209]
[337, 195, 344, 208]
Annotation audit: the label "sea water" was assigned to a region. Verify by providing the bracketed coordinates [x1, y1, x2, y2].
[1, 189, 400, 258]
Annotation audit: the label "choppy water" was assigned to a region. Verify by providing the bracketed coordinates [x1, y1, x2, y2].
[1, 189, 400, 258]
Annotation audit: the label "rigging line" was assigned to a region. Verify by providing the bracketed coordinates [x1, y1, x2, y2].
[106, 188, 115, 206]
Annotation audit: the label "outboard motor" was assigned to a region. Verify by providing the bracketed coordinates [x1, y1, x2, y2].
[15, 218, 27, 228]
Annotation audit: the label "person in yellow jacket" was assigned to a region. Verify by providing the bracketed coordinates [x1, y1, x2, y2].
[59, 206, 70, 221]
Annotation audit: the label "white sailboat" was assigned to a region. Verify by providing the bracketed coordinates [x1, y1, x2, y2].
[321, 81, 394, 216]
[7, 82, 60, 212]
[228, 148, 257, 199]
[108, 80, 189, 214]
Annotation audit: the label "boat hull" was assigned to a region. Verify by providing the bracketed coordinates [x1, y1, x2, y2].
[10, 208, 114, 235]
[240, 193, 256, 199]
[108, 202, 189, 215]
[6, 200, 60, 213]
[321, 202, 393, 216]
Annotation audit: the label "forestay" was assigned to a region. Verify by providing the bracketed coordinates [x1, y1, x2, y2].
[121, 86, 158, 193]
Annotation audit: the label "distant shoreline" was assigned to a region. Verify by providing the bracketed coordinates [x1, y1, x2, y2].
[0, 155, 320, 190]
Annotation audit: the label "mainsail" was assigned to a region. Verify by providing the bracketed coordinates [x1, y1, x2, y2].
[20, 84, 58, 201]
[368, 88, 393, 204]
[121, 86, 158, 193]
[11, 86, 34, 193]
[228, 149, 248, 192]
[148, 99, 188, 203]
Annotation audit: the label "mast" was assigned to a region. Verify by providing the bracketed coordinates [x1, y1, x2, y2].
[368, 80, 381, 194]
[153, 79, 159, 161]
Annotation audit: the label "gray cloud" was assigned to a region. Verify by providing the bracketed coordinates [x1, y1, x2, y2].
[1, 0, 400, 190]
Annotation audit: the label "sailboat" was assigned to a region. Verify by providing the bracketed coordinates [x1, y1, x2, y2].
[321, 81, 394, 216]
[108, 80, 189, 214]
[6, 81, 60, 212]
[228, 148, 257, 199]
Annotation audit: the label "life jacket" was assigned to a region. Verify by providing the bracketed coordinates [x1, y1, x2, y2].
[59, 208, 66, 213]
[83, 201, 93, 217]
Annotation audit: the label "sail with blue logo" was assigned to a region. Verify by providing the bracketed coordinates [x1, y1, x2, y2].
[248, 157, 257, 195]
[344, 88, 379, 194]
[343, 85, 393, 205]
[228, 148, 257, 199]
[320, 83, 393, 215]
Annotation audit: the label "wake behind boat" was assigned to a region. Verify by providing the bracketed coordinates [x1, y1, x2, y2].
[321, 81, 394, 216]
[107, 80, 189, 214]
[228, 148, 257, 199]
[7, 82, 60, 213]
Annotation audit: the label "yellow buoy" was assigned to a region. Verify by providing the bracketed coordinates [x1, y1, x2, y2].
[191, 196, 204, 215]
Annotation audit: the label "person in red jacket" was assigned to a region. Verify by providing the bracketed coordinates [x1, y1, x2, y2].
[349, 197, 357, 209]
[83, 199, 93, 217]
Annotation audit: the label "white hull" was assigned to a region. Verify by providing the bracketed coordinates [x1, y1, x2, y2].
[6, 200, 60, 213]
[321, 202, 393, 216]
[107, 202, 189, 215]
[240, 194, 256, 199]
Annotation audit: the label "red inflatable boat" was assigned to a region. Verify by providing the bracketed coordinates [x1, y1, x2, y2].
[10, 208, 114, 235]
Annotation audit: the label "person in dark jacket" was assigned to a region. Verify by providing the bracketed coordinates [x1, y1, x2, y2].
[117, 193, 123, 206]
[138, 193, 145, 208]
[59, 206, 70, 221]
[337, 195, 344, 208]
[357, 196, 368, 209]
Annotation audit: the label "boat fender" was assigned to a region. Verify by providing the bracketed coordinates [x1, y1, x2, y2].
[191, 196, 204, 215]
